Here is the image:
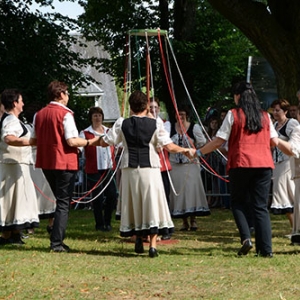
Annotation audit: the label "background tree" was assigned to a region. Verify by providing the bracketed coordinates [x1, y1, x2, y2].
[172, 2, 257, 118]
[207, 0, 300, 104]
[80, 0, 257, 119]
[0, 0, 93, 129]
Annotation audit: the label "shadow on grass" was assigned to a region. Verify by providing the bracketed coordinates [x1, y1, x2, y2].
[4, 208, 296, 258]
[4, 236, 300, 259]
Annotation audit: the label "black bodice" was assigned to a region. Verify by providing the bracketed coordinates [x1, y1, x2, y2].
[122, 117, 156, 168]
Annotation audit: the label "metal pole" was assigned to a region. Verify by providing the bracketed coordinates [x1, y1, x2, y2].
[246, 56, 252, 82]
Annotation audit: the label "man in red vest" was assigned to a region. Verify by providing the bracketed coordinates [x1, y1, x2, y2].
[30, 81, 99, 252]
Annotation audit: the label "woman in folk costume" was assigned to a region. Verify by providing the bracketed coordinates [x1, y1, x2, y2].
[277, 104, 300, 244]
[79, 106, 117, 232]
[169, 105, 210, 231]
[98, 90, 195, 257]
[269, 99, 298, 235]
[0, 89, 39, 245]
[197, 81, 278, 257]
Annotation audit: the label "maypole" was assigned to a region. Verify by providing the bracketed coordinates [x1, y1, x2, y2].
[124, 28, 228, 183]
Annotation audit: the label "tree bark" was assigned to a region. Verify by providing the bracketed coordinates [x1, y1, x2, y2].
[159, 0, 169, 30]
[207, 0, 300, 103]
[172, 0, 198, 116]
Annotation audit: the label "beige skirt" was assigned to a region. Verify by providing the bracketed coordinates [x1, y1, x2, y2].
[169, 163, 210, 218]
[30, 165, 56, 218]
[119, 167, 174, 237]
[271, 159, 295, 213]
[0, 163, 40, 230]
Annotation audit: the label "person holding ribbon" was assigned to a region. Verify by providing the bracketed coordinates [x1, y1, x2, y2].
[30, 81, 99, 252]
[98, 90, 195, 257]
[196, 81, 278, 257]
[0, 89, 39, 245]
[79, 106, 117, 232]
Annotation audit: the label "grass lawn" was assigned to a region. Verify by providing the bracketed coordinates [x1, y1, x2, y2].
[1, 208, 300, 299]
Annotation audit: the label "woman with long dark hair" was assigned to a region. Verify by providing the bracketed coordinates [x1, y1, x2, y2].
[196, 82, 278, 257]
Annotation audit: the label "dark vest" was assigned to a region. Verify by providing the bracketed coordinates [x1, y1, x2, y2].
[122, 117, 156, 168]
[171, 121, 195, 141]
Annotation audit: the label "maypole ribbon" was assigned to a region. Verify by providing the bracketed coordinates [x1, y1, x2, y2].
[126, 28, 228, 184]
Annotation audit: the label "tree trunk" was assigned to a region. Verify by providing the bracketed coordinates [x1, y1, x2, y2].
[208, 0, 300, 104]
[171, 0, 198, 117]
[157, 0, 173, 119]
[159, 0, 169, 30]
[158, 0, 198, 123]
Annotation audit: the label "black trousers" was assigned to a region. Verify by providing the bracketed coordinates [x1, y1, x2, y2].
[87, 170, 117, 229]
[43, 169, 76, 248]
[229, 167, 272, 255]
[161, 171, 170, 206]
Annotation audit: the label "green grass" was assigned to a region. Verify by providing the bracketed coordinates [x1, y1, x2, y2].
[1, 208, 300, 299]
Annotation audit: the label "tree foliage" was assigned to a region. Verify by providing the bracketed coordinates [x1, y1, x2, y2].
[0, 0, 93, 129]
[79, 0, 159, 82]
[80, 0, 257, 117]
[173, 3, 257, 112]
[207, 0, 300, 103]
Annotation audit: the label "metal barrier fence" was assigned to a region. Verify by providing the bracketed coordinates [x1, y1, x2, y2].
[72, 156, 231, 209]
[73, 158, 92, 209]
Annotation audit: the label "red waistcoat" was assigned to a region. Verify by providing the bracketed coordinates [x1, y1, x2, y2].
[35, 103, 78, 170]
[227, 108, 274, 172]
[83, 131, 116, 173]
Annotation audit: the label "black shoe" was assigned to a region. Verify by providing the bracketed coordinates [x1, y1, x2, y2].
[237, 239, 253, 256]
[149, 247, 158, 258]
[190, 221, 198, 231]
[255, 252, 273, 258]
[10, 233, 25, 245]
[46, 225, 53, 234]
[291, 234, 300, 244]
[262, 253, 273, 258]
[51, 245, 69, 252]
[161, 234, 171, 241]
[62, 243, 70, 251]
[134, 237, 144, 254]
[95, 225, 106, 232]
[179, 224, 189, 231]
[106, 225, 112, 232]
[0, 237, 9, 245]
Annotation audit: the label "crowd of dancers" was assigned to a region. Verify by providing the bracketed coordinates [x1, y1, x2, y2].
[1, 80, 300, 258]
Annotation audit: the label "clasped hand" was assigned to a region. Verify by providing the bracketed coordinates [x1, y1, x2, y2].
[183, 148, 196, 160]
